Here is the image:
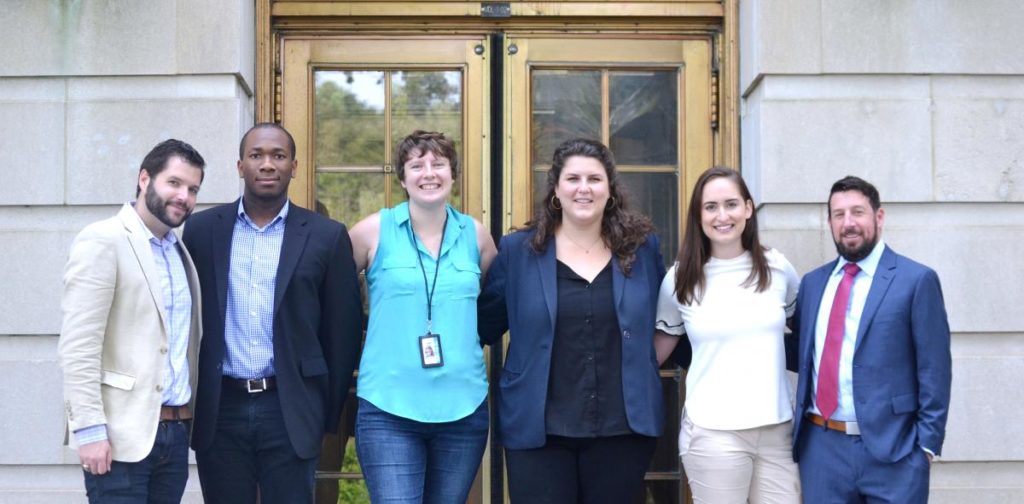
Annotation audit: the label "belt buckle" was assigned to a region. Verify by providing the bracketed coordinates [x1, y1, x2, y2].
[845, 421, 861, 436]
[246, 378, 267, 393]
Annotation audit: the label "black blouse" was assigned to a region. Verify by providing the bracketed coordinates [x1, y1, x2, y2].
[545, 259, 631, 437]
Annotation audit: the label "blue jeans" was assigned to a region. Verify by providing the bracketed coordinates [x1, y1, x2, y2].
[83, 420, 190, 504]
[195, 387, 318, 503]
[355, 398, 488, 504]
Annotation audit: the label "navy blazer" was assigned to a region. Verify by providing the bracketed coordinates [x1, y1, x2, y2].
[790, 245, 951, 463]
[478, 230, 667, 450]
[182, 200, 363, 459]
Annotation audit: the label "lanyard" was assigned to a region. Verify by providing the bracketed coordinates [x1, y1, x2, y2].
[408, 212, 449, 333]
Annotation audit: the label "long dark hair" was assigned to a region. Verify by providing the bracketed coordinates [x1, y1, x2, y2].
[674, 166, 770, 304]
[526, 138, 652, 275]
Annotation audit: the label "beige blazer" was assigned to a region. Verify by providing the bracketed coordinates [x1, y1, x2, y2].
[58, 204, 202, 462]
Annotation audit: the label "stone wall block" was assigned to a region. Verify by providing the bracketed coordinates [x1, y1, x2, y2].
[0, 79, 66, 205]
[932, 76, 1024, 202]
[66, 97, 244, 205]
[821, 0, 1024, 74]
[759, 98, 932, 203]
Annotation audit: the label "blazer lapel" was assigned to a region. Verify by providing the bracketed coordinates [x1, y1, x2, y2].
[274, 206, 310, 314]
[118, 205, 168, 329]
[213, 202, 237, 319]
[610, 256, 626, 315]
[802, 262, 835, 362]
[855, 246, 897, 352]
[537, 241, 558, 331]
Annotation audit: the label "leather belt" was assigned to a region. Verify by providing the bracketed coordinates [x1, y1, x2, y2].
[224, 376, 277, 393]
[806, 413, 860, 435]
[160, 405, 192, 421]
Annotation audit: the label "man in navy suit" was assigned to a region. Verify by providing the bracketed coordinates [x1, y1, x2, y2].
[182, 123, 363, 502]
[790, 176, 951, 503]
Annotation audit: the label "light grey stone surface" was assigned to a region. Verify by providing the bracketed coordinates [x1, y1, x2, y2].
[65, 75, 248, 205]
[0, 0, 255, 87]
[932, 76, 1024, 202]
[820, 0, 1024, 75]
[0, 337, 65, 464]
[739, 0, 822, 94]
[758, 202, 1024, 333]
[749, 76, 933, 204]
[0, 79, 66, 205]
[944, 334, 1024, 460]
[0, 1, 176, 76]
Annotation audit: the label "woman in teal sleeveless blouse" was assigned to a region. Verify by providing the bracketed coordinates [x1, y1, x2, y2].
[348, 130, 497, 503]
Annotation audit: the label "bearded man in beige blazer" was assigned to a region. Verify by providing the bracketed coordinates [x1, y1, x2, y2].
[58, 139, 206, 503]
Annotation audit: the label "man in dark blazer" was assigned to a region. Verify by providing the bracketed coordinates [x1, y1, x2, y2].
[182, 123, 363, 502]
[790, 176, 951, 503]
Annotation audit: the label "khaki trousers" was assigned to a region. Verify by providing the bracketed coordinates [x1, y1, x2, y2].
[680, 415, 801, 504]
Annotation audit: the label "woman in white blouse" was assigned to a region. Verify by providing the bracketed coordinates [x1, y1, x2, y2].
[654, 166, 800, 504]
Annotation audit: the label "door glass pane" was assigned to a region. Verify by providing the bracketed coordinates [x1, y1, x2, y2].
[619, 172, 678, 267]
[609, 71, 677, 166]
[531, 70, 601, 166]
[316, 172, 386, 227]
[315, 71, 386, 167]
[391, 71, 463, 152]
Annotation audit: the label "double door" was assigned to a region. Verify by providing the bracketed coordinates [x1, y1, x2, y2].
[278, 32, 714, 504]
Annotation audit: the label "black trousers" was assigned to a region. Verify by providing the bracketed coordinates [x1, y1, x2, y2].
[505, 433, 658, 504]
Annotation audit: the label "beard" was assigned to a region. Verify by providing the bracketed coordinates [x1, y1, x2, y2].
[833, 225, 878, 263]
[145, 183, 192, 229]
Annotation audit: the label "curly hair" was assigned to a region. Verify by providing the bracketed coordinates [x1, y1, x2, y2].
[525, 138, 653, 275]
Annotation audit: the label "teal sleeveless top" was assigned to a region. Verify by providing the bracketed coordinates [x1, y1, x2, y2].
[356, 202, 488, 422]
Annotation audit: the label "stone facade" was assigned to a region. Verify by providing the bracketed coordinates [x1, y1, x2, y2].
[1, 0, 1020, 501]
[0, 1, 253, 501]
[742, 1, 1024, 501]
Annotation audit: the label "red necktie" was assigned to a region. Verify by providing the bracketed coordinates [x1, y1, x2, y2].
[816, 262, 861, 420]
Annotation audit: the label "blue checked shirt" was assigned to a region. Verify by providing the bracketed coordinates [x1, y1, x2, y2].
[75, 204, 194, 445]
[222, 200, 289, 379]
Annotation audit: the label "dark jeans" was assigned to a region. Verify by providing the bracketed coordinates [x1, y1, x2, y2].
[83, 420, 190, 504]
[195, 386, 318, 504]
[355, 398, 489, 504]
[505, 433, 657, 504]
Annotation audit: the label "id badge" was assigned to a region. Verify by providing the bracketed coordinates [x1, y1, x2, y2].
[419, 333, 444, 368]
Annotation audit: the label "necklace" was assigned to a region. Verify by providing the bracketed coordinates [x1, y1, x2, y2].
[561, 231, 603, 254]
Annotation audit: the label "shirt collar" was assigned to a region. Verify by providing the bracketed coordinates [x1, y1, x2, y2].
[393, 202, 464, 232]
[127, 201, 177, 245]
[237, 199, 290, 229]
[833, 239, 885, 278]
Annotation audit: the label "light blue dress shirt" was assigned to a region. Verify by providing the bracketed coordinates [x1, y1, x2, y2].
[223, 200, 288, 379]
[810, 239, 885, 422]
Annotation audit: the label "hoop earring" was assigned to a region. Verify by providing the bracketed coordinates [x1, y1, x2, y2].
[550, 195, 562, 210]
[605, 196, 617, 210]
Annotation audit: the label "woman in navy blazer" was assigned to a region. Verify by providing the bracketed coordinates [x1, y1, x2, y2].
[479, 138, 666, 503]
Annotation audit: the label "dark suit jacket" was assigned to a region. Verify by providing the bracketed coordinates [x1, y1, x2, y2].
[182, 200, 363, 459]
[791, 245, 951, 463]
[478, 229, 667, 450]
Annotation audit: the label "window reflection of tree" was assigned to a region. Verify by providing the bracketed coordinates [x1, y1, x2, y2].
[314, 70, 464, 229]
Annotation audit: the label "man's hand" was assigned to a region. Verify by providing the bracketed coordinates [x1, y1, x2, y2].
[79, 440, 112, 475]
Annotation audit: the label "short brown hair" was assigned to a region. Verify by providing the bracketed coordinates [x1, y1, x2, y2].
[394, 130, 460, 181]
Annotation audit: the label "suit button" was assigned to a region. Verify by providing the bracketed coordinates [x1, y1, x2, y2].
[623, 330, 631, 339]
[156, 385, 164, 392]
[160, 347, 168, 354]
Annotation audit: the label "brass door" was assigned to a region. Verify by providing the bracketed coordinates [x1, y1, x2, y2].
[278, 31, 713, 504]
